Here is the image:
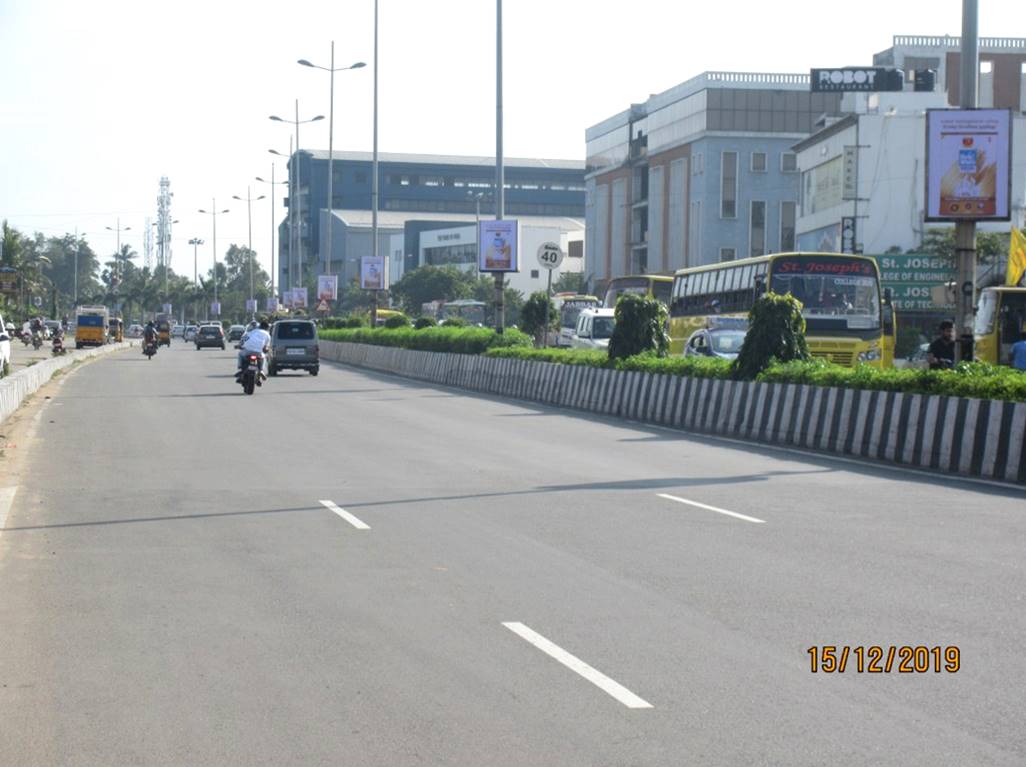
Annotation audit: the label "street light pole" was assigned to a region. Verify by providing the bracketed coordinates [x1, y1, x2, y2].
[105, 218, 131, 315]
[955, 0, 979, 362]
[494, 0, 506, 333]
[233, 187, 266, 314]
[298, 50, 365, 278]
[198, 202, 229, 319]
[257, 166, 289, 304]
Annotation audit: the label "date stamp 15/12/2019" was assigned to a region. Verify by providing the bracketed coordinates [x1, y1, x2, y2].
[807, 646, 960, 674]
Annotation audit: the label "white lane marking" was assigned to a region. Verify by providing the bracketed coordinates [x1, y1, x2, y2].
[0, 486, 18, 534]
[657, 493, 766, 524]
[318, 500, 370, 530]
[501, 621, 653, 709]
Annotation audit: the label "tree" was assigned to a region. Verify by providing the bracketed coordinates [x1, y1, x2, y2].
[390, 265, 471, 315]
[519, 291, 557, 346]
[607, 293, 669, 360]
[731, 292, 810, 379]
[552, 271, 586, 294]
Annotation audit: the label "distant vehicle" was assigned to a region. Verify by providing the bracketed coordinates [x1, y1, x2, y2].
[603, 275, 673, 309]
[172, 324, 185, 338]
[440, 299, 486, 326]
[570, 308, 615, 351]
[894, 342, 930, 371]
[127, 324, 144, 338]
[268, 319, 319, 376]
[683, 320, 748, 361]
[975, 286, 1026, 365]
[195, 324, 226, 350]
[554, 294, 601, 347]
[183, 325, 198, 342]
[75, 305, 109, 348]
[43, 319, 62, 337]
[0, 312, 11, 377]
[226, 324, 245, 342]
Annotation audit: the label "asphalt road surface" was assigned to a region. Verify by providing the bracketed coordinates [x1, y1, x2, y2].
[1, 343, 1024, 766]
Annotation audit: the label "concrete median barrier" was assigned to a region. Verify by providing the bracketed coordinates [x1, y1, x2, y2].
[320, 340, 1026, 485]
[0, 342, 134, 425]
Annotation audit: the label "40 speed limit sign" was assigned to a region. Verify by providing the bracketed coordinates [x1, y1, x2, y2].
[536, 241, 564, 270]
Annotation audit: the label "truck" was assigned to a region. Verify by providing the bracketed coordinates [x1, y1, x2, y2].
[75, 305, 109, 348]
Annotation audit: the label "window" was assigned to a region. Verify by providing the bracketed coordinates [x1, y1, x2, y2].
[355, 171, 367, 184]
[780, 201, 797, 251]
[749, 201, 766, 257]
[692, 153, 704, 176]
[751, 152, 767, 172]
[720, 152, 738, 218]
[530, 269, 539, 278]
[719, 248, 736, 262]
[781, 152, 798, 173]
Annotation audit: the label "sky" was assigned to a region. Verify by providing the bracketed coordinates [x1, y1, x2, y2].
[1, 0, 1020, 284]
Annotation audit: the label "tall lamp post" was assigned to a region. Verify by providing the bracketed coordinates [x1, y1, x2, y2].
[232, 187, 266, 313]
[105, 219, 131, 315]
[270, 104, 323, 293]
[256, 166, 289, 303]
[298, 48, 365, 277]
[188, 237, 204, 320]
[198, 202, 229, 319]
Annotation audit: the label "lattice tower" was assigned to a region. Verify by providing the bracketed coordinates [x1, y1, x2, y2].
[157, 177, 173, 274]
[143, 217, 154, 270]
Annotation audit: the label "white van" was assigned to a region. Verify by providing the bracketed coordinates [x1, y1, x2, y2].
[571, 308, 615, 350]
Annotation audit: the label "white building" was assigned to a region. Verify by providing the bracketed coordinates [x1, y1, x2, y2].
[793, 91, 1026, 255]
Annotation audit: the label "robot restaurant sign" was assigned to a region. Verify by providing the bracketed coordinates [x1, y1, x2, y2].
[810, 68, 899, 92]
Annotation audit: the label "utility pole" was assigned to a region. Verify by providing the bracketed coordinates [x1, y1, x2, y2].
[494, 0, 505, 333]
[955, 0, 979, 362]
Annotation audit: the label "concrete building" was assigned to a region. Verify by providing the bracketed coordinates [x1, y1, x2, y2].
[585, 71, 843, 289]
[277, 151, 585, 291]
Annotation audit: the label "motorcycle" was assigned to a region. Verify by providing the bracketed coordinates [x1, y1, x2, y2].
[51, 333, 66, 356]
[143, 339, 157, 359]
[31, 331, 43, 350]
[238, 352, 263, 395]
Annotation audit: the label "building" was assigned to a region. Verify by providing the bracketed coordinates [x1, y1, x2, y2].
[584, 71, 843, 288]
[277, 151, 586, 291]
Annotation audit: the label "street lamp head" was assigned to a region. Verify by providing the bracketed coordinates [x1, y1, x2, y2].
[232, 196, 242, 201]
[198, 209, 208, 214]
[297, 59, 314, 67]
[269, 149, 284, 157]
[256, 195, 266, 201]
[350, 61, 367, 69]
[312, 115, 325, 122]
[269, 115, 285, 122]
[255, 176, 266, 182]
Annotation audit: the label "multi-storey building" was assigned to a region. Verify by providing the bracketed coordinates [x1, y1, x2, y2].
[585, 72, 842, 289]
[277, 151, 585, 290]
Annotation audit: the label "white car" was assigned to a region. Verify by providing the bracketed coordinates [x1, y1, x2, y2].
[172, 324, 185, 338]
[183, 325, 198, 342]
[571, 308, 615, 350]
[0, 313, 11, 376]
[127, 324, 144, 338]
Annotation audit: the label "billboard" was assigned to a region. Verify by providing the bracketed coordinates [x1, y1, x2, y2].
[291, 287, 308, 309]
[926, 109, 1012, 221]
[0, 267, 19, 293]
[478, 219, 519, 272]
[210, 301, 221, 316]
[266, 297, 279, 313]
[317, 274, 338, 301]
[874, 253, 957, 312]
[360, 256, 387, 290]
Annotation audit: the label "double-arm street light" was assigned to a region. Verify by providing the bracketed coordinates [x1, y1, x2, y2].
[232, 188, 266, 311]
[105, 219, 132, 313]
[298, 47, 365, 277]
[188, 238, 204, 286]
[256, 166, 289, 301]
[197, 202, 229, 318]
[270, 104, 323, 292]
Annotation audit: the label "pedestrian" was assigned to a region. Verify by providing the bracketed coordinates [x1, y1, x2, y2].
[927, 320, 956, 370]
[1011, 330, 1026, 371]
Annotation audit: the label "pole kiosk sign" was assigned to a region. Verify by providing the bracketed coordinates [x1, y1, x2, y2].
[925, 108, 1012, 221]
[317, 274, 338, 301]
[478, 219, 519, 273]
[360, 256, 388, 290]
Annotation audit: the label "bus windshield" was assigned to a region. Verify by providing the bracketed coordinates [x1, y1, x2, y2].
[604, 277, 672, 308]
[560, 298, 600, 330]
[770, 257, 880, 330]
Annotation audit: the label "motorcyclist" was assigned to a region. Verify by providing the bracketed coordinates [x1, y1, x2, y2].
[143, 321, 158, 350]
[236, 318, 271, 382]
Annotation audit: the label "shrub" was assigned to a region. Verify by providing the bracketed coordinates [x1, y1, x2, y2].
[441, 316, 469, 327]
[485, 346, 608, 367]
[519, 291, 558, 345]
[383, 313, 411, 329]
[732, 292, 810, 380]
[414, 316, 437, 329]
[608, 293, 669, 360]
[320, 326, 531, 355]
[342, 315, 367, 328]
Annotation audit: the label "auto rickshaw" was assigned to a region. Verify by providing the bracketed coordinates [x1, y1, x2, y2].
[108, 317, 124, 343]
[156, 319, 172, 347]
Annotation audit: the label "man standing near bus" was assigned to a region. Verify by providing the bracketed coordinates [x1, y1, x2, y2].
[1011, 330, 1026, 371]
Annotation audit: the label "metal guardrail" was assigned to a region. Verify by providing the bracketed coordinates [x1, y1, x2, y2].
[891, 35, 1026, 50]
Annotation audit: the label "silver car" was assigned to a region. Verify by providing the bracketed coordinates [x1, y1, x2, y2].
[268, 320, 319, 376]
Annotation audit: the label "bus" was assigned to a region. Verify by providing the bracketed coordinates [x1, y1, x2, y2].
[668, 252, 889, 367]
[441, 299, 486, 326]
[553, 293, 601, 347]
[603, 275, 673, 309]
[974, 286, 1026, 365]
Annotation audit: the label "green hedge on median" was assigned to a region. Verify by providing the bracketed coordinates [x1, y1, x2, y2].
[484, 347, 1026, 402]
[320, 326, 532, 355]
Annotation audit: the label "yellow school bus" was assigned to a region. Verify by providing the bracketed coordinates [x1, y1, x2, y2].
[603, 275, 673, 309]
[668, 253, 888, 367]
[974, 287, 1026, 364]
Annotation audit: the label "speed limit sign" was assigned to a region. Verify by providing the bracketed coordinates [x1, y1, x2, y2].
[536, 242, 564, 270]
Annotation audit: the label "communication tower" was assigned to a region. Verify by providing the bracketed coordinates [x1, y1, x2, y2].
[143, 217, 154, 270]
[157, 177, 173, 275]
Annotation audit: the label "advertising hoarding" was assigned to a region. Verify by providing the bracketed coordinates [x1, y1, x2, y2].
[478, 220, 519, 273]
[317, 274, 338, 301]
[926, 109, 1012, 221]
[874, 253, 957, 312]
[360, 256, 387, 290]
[291, 287, 308, 309]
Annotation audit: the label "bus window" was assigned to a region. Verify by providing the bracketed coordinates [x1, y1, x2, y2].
[654, 280, 672, 306]
[975, 290, 997, 336]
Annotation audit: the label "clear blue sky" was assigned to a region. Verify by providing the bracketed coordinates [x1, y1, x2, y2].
[0, 0, 1017, 280]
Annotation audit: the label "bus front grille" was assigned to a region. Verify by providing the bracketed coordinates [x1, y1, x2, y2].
[810, 350, 854, 366]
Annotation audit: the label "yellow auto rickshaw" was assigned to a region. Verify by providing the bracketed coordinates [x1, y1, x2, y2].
[108, 317, 124, 343]
[156, 320, 171, 347]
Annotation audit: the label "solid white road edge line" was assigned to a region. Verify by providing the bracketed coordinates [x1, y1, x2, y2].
[318, 500, 371, 530]
[657, 493, 766, 524]
[0, 486, 18, 537]
[501, 621, 653, 709]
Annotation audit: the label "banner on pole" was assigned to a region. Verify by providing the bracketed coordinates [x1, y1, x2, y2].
[360, 256, 388, 290]
[317, 274, 338, 301]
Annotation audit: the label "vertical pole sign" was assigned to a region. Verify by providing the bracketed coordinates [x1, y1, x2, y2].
[536, 241, 563, 346]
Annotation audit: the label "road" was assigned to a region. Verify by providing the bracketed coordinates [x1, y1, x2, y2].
[1, 342, 1024, 766]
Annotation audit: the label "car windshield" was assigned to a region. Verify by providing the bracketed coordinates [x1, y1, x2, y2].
[591, 317, 615, 339]
[277, 322, 315, 339]
[710, 330, 746, 354]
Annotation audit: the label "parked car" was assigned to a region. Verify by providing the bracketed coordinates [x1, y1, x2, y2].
[183, 325, 198, 342]
[570, 308, 615, 351]
[195, 324, 226, 350]
[268, 319, 319, 376]
[172, 324, 185, 338]
[683, 326, 747, 360]
[227, 324, 245, 343]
